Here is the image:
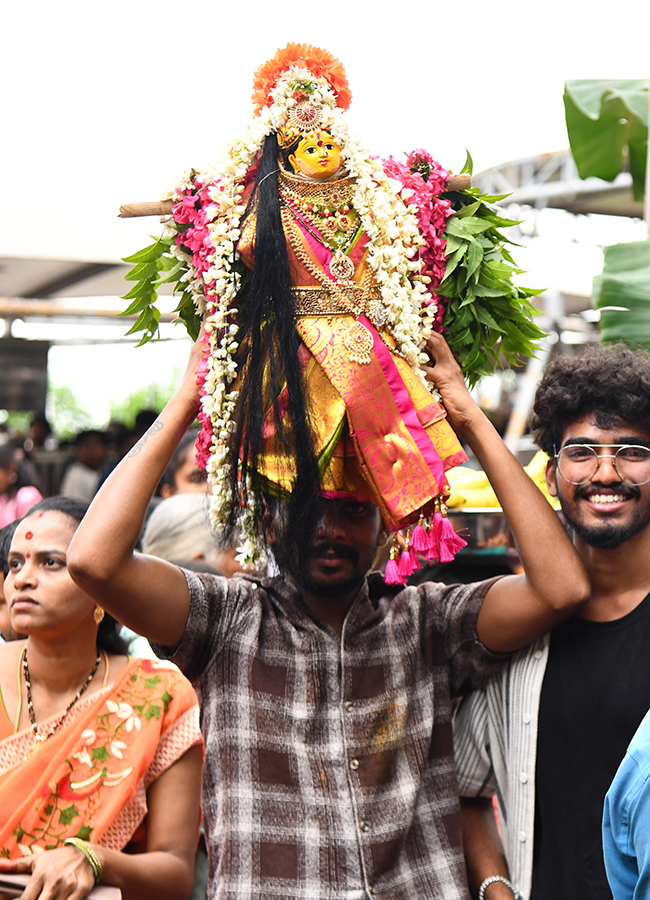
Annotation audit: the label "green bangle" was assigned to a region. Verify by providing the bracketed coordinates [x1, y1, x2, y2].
[63, 837, 103, 884]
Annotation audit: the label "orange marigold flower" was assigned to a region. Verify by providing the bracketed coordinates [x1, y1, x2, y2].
[251, 43, 352, 113]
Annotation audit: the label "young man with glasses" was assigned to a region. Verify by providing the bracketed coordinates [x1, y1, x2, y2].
[454, 342, 650, 900]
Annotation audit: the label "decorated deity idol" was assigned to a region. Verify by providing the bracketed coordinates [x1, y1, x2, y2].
[123, 44, 543, 571]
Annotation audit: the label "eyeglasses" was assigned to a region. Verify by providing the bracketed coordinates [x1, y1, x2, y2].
[554, 444, 650, 486]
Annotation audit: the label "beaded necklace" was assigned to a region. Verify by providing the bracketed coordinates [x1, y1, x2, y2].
[21, 645, 101, 750]
[278, 169, 358, 252]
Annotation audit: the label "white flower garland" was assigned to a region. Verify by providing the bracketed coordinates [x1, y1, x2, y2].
[165, 66, 439, 565]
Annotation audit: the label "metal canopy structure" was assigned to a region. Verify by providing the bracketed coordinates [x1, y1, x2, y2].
[475, 149, 643, 219]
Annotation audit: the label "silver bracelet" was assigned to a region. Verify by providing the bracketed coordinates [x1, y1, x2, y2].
[478, 875, 520, 900]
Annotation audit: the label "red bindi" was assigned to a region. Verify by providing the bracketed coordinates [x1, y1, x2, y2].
[25, 532, 33, 540]
[25, 552, 31, 559]
[38, 513, 43, 518]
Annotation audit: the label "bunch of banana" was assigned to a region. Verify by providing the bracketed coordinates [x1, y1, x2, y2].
[446, 451, 560, 510]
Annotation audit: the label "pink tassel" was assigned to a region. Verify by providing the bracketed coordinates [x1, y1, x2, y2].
[407, 547, 422, 571]
[425, 543, 439, 563]
[398, 548, 416, 578]
[385, 538, 407, 585]
[411, 515, 429, 552]
[424, 513, 439, 561]
[385, 558, 406, 585]
[437, 501, 468, 563]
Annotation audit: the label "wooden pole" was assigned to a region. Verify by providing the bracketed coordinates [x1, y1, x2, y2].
[0, 298, 176, 322]
[118, 174, 473, 218]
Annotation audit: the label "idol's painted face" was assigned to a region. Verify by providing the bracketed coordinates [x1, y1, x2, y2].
[289, 131, 343, 180]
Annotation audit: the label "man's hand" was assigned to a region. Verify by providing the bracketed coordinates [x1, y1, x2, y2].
[175, 324, 208, 418]
[422, 332, 477, 435]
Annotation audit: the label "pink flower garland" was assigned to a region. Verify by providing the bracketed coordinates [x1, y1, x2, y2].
[172, 182, 221, 469]
[380, 150, 453, 332]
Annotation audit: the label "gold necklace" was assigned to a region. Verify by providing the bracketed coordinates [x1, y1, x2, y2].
[282, 208, 375, 365]
[278, 170, 358, 239]
[279, 193, 359, 254]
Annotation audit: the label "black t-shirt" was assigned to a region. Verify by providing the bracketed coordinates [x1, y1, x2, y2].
[530, 591, 650, 900]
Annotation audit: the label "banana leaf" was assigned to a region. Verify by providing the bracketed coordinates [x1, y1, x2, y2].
[594, 240, 650, 350]
[564, 79, 649, 201]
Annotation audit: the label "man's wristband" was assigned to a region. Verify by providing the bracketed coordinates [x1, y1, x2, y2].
[63, 837, 103, 883]
[478, 875, 520, 900]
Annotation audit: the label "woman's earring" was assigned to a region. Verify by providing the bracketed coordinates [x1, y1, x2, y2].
[93, 605, 105, 625]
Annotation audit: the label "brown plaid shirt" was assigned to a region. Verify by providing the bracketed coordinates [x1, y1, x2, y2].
[154, 570, 504, 899]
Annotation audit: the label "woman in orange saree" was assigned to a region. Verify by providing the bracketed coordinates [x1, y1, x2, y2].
[0, 497, 202, 900]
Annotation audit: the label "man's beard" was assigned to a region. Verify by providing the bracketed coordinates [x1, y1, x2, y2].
[563, 483, 650, 549]
[295, 540, 364, 598]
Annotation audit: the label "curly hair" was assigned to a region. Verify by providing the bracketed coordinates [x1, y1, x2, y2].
[530, 343, 650, 456]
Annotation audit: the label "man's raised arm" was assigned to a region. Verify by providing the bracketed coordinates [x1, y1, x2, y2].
[67, 337, 206, 648]
[424, 332, 590, 653]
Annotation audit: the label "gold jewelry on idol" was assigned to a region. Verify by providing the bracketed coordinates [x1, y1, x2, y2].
[278, 167, 357, 250]
[93, 605, 105, 625]
[277, 100, 324, 149]
[282, 208, 377, 365]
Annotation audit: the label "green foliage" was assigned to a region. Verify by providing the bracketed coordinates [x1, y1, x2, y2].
[439, 183, 545, 387]
[564, 79, 649, 200]
[47, 384, 98, 441]
[3, 411, 33, 435]
[593, 240, 650, 351]
[109, 375, 179, 429]
[121, 235, 201, 345]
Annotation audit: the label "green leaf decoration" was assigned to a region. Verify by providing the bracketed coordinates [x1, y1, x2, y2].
[593, 240, 650, 351]
[144, 675, 162, 689]
[161, 690, 172, 711]
[459, 150, 473, 176]
[440, 186, 545, 386]
[564, 79, 649, 200]
[120, 233, 187, 345]
[59, 805, 80, 826]
[92, 746, 110, 763]
[76, 825, 93, 840]
[145, 704, 162, 721]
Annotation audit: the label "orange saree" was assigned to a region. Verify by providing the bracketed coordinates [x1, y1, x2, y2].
[0, 657, 201, 855]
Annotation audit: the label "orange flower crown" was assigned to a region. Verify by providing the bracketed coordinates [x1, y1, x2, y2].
[251, 43, 352, 114]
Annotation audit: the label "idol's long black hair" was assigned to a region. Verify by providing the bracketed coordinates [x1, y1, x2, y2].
[223, 133, 321, 560]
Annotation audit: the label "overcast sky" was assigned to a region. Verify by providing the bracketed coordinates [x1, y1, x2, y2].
[4, 0, 649, 264]
[2, 1, 649, 425]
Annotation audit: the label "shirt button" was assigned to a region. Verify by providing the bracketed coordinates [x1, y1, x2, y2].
[349, 758, 359, 771]
[360, 820, 370, 832]
[534, 650, 543, 659]
[344, 701, 354, 712]
[250, 583, 258, 590]
[520, 772, 528, 783]
[523, 712, 532, 724]
[519, 831, 527, 842]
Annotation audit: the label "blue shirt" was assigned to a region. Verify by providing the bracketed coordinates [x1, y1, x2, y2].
[603, 708, 650, 899]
